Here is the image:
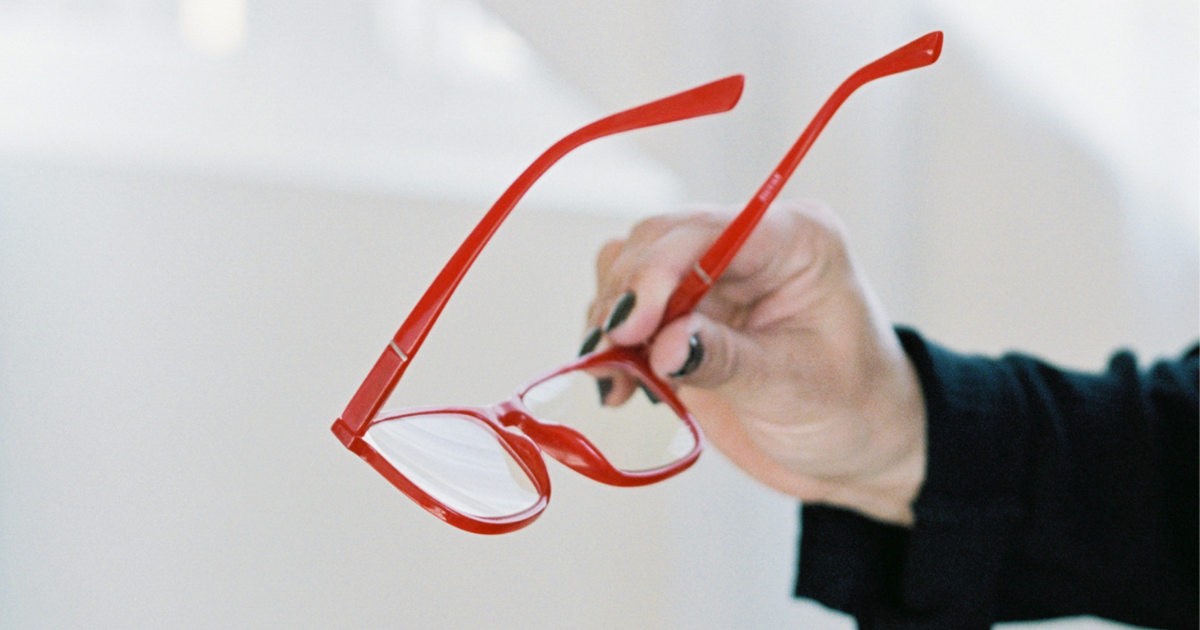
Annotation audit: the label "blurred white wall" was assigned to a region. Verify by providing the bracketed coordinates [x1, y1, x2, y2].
[482, 0, 1198, 367]
[0, 1, 1195, 629]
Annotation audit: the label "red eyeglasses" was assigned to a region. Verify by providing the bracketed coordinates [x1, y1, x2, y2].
[332, 31, 943, 534]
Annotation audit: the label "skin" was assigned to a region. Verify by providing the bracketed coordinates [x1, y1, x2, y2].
[586, 199, 927, 525]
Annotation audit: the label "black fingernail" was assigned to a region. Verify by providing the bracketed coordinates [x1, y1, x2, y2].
[578, 327, 602, 356]
[604, 292, 636, 332]
[669, 334, 704, 378]
[597, 377, 614, 405]
[637, 381, 662, 404]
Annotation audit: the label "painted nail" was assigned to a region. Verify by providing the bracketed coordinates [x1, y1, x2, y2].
[669, 334, 704, 378]
[637, 381, 662, 404]
[604, 291, 636, 332]
[597, 377, 614, 405]
[578, 327, 602, 356]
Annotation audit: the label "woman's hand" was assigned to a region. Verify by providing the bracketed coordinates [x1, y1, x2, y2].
[583, 200, 926, 525]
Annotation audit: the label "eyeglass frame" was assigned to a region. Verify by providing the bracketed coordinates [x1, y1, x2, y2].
[332, 31, 944, 535]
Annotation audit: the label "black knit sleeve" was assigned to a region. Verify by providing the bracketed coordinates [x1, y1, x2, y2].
[795, 328, 1199, 630]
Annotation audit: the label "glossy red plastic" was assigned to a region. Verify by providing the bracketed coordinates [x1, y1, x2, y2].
[333, 31, 944, 535]
[662, 31, 943, 323]
[333, 76, 743, 534]
[509, 346, 702, 487]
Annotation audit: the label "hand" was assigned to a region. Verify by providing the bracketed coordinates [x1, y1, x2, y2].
[583, 200, 926, 525]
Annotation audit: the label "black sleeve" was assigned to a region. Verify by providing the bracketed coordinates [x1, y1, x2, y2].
[794, 328, 1199, 630]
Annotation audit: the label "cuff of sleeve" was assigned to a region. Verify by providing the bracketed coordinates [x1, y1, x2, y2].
[795, 327, 1030, 629]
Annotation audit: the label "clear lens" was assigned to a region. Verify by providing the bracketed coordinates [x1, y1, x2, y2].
[522, 369, 696, 472]
[364, 413, 540, 519]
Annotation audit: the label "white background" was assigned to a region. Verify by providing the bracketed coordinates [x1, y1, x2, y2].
[0, 0, 1195, 628]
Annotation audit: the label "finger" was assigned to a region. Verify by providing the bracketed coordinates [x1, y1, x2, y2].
[696, 201, 830, 306]
[587, 214, 683, 330]
[580, 365, 637, 407]
[601, 371, 637, 406]
[681, 200, 848, 335]
[583, 239, 626, 335]
[583, 235, 641, 347]
[577, 325, 605, 357]
[590, 201, 838, 348]
[647, 311, 765, 392]
[588, 216, 684, 326]
[601, 218, 728, 346]
[594, 239, 624, 292]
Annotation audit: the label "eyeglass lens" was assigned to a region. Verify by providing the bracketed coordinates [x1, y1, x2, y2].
[521, 367, 696, 472]
[364, 414, 541, 519]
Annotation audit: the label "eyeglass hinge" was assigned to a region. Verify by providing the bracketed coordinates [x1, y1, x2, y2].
[693, 262, 713, 286]
[389, 341, 409, 362]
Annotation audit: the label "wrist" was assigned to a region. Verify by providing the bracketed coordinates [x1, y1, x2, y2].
[824, 432, 925, 525]
[820, 338, 928, 525]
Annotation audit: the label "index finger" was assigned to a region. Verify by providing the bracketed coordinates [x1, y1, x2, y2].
[601, 211, 731, 346]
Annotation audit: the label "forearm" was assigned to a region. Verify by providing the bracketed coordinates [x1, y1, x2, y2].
[796, 329, 1200, 629]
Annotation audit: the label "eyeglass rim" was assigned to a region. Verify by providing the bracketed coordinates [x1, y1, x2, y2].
[338, 407, 553, 535]
[510, 346, 704, 486]
[353, 346, 702, 515]
[343, 350, 701, 533]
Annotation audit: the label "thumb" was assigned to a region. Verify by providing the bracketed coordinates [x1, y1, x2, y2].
[648, 312, 765, 392]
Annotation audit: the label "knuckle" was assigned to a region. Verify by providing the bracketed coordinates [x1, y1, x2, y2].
[677, 202, 731, 223]
[595, 238, 625, 277]
[586, 299, 608, 326]
[628, 215, 675, 243]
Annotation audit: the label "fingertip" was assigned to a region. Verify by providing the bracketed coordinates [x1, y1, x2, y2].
[578, 326, 603, 356]
[668, 334, 704, 378]
[647, 315, 699, 379]
[602, 373, 636, 407]
[603, 291, 637, 333]
[636, 380, 662, 404]
[649, 313, 744, 390]
[604, 266, 680, 346]
[597, 377, 614, 404]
